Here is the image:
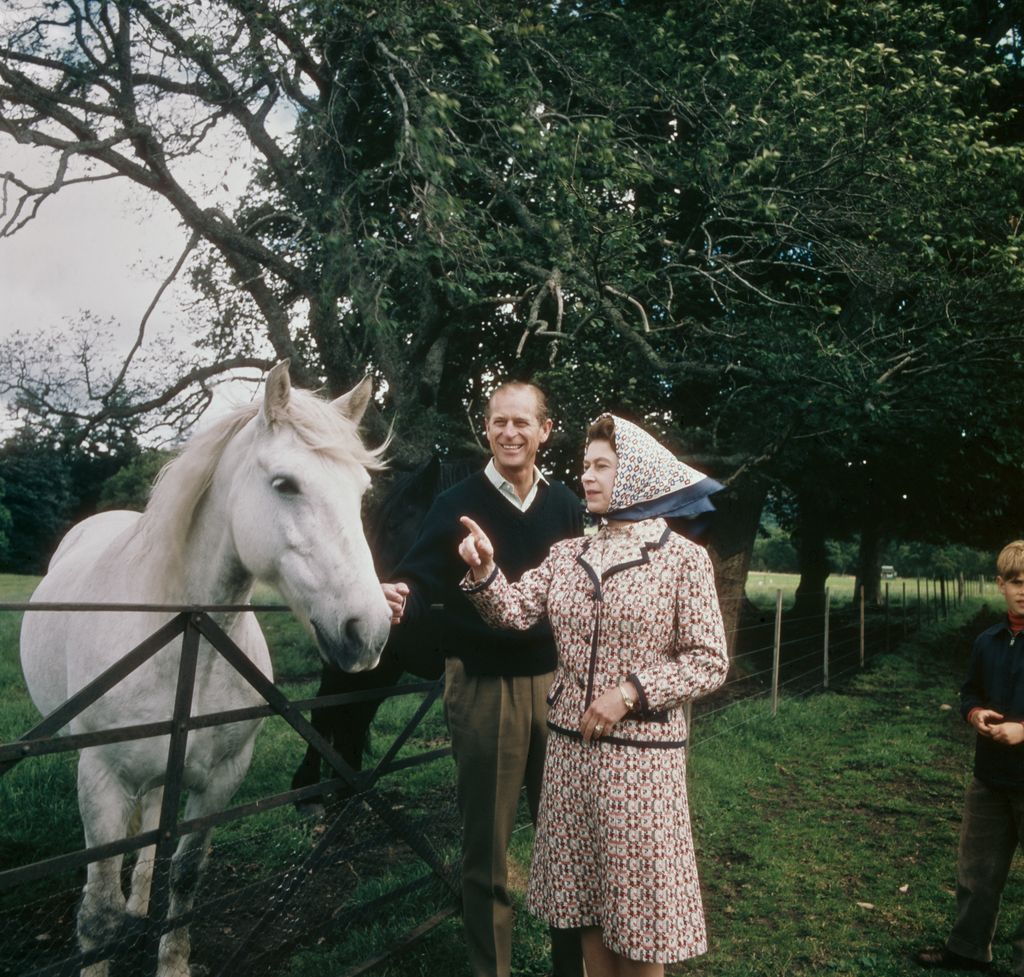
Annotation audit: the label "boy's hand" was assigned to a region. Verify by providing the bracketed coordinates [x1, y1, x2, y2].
[990, 720, 1024, 746]
[969, 708, 1005, 738]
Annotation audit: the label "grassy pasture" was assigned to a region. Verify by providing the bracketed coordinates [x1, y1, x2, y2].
[745, 570, 858, 608]
[0, 576, 1009, 976]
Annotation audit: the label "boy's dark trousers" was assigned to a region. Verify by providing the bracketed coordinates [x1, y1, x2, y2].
[948, 777, 1024, 974]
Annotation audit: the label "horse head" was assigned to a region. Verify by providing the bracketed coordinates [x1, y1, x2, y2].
[228, 362, 391, 672]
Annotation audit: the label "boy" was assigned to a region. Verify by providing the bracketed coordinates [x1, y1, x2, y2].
[918, 540, 1024, 973]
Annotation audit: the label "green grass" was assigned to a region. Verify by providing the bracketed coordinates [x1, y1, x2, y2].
[283, 602, 1005, 977]
[0, 577, 1014, 977]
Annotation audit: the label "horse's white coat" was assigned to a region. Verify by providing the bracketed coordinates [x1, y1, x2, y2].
[19, 363, 391, 977]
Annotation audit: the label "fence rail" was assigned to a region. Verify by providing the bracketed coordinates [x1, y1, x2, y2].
[0, 603, 456, 977]
[0, 573, 991, 976]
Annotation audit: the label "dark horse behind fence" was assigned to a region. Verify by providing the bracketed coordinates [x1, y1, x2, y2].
[290, 455, 477, 806]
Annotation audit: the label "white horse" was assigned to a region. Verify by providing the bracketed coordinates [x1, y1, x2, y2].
[19, 361, 392, 977]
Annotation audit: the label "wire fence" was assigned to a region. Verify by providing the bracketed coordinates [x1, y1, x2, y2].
[692, 572, 989, 748]
[0, 572, 991, 976]
[0, 605, 459, 977]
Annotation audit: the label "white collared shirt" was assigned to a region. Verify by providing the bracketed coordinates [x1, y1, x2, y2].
[484, 458, 548, 512]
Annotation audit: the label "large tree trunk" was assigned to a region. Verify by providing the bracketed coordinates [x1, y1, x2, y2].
[706, 477, 768, 659]
[855, 517, 883, 606]
[792, 491, 830, 619]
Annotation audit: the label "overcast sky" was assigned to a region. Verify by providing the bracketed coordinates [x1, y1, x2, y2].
[1, 145, 186, 340]
[0, 140, 267, 429]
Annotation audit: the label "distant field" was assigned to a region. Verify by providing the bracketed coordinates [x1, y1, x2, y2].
[745, 570, 855, 607]
[744, 570, 991, 612]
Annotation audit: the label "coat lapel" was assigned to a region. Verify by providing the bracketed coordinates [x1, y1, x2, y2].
[578, 521, 672, 586]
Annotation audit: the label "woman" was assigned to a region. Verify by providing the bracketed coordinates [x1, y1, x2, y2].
[457, 413, 729, 977]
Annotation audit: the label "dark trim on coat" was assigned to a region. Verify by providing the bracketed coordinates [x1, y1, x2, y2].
[462, 566, 499, 593]
[576, 525, 674, 711]
[548, 720, 687, 750]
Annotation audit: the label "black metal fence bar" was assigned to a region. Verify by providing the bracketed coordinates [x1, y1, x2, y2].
[192, 612, 458, 895]
[2, 580, 988, 976]
[145, 612, 204, 973]
[364, 679, 444, 786]
[11, 602, 287, 612]
[0, 827, 162, 888]
[0, 680, 445, 766]
[0, 614, 187, 776]
[0, 718, 176, 762]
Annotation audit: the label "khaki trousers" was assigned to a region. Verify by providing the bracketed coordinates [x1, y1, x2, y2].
[444, 658, 581, 977]
[947, 777, 1024, 974]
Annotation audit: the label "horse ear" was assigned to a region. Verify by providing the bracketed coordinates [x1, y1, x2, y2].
[332, 375, 373, 425]
[262, 360, 292, 424]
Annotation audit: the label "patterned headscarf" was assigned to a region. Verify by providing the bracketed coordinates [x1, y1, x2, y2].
[595, 414, 723, 536]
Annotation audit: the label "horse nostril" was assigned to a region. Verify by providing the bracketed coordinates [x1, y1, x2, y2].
[345, 617, 363, 646]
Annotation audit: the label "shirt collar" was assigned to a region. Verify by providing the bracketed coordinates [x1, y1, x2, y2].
[484, 458, 548, 512]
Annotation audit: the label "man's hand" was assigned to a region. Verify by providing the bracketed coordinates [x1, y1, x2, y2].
[381, 582, 409, 625]
[970, 708, 1005, 739]
[458, 516, 496, 582]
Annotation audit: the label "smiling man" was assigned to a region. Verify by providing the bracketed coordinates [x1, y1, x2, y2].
[381, 382, 584, 977]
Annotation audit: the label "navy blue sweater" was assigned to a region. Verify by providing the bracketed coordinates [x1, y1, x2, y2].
[960, 618, 1024, 790]
[393, 470, 584, 676]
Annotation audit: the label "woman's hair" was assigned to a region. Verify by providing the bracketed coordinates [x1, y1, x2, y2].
[586, 414, 616, 452]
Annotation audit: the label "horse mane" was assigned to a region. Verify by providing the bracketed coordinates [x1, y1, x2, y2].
[118, 388, 387, 586]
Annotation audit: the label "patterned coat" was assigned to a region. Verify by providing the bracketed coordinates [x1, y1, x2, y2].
[464, 518, 727, 749]
[462, 516, 728, 962]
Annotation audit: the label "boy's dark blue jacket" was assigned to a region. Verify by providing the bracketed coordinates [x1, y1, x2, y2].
[960, 618, 1024, 789]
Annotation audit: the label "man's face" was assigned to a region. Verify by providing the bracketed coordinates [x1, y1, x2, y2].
[484, 387, 552, 479]
[997, 573, 1024, 616]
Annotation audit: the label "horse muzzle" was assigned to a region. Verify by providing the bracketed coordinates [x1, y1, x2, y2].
[312, 615, 388, 673]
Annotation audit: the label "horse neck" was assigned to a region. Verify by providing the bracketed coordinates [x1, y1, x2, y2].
[179, 449, 255, 609]
[131, 430, 255, 609]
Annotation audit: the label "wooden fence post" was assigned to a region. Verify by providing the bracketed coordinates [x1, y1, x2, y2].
[771, 589, 782, 717]
[859, 585, 865, 667]
[901, 577, 909, 639]
[884, 582, 890, 652]
[823, 587, 830, 690]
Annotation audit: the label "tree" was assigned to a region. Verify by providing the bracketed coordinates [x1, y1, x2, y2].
[0, 476, 13, 566]
[97, 448, 173, 512]
[3, 1, 1024, 636]
[0, 427, 76, 573]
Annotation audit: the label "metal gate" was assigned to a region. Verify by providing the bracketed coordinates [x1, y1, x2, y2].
[0, 603, 460, 977]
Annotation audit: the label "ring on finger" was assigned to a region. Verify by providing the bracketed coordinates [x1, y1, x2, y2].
[594, 723, 605, 736]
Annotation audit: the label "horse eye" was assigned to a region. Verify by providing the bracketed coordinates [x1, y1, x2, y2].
[272, 476, 301, 496]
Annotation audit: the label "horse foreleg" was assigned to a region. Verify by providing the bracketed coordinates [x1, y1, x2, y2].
[157, 748, 254, 977]
[126, 786, 163, 918]
[155, 825, 210, 977]
[75, 752, 134, 977]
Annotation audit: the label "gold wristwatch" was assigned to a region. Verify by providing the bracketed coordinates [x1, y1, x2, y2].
[618, 683, 636, 713]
